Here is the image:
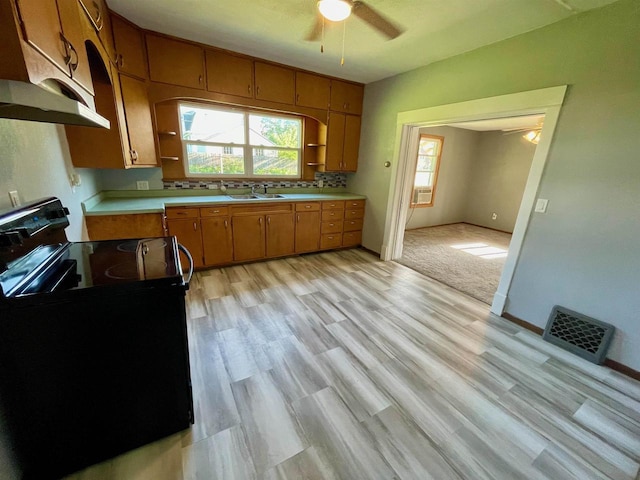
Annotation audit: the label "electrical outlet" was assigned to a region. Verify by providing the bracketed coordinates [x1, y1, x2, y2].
[8, 190, 20, 207]
[535, 198, 549, 213]
[136, 181, 149, 191]
[207, 183, 217, 190]
[317, 179, 324, 188]
[491, 212, 497, 220]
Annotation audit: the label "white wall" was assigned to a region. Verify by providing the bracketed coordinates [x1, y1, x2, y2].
[0, 119, 101, 241]
[351, 0, 640, 370]
[464, 130, 536, 232]
[404, 126, 478, 230]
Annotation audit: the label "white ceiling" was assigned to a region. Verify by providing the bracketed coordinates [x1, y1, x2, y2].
[107, 0, 618, 84]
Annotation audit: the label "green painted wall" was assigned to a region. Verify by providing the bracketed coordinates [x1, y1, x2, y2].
[351, 0, 640, 369]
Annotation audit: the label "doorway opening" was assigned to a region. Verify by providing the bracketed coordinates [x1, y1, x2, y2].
[396, 115, 543, 304]
[381, 86, 567, 314]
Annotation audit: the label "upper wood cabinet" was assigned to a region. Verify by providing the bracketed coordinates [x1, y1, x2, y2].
[78, 0, 114, 60]
[146, 34, 205, 90]
[14, 0, 93, 95]
[119, 74, 157, 166]
[324, 112, 361, 172]
[205, 50, 253, 98]
[330, 79, 364, 115]
[296, 72, 330, 110]
[254, 62, 295, 104]
[112, 15, 147, 79]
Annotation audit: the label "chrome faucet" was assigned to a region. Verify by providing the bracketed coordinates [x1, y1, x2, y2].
[250, 184, 257, 195]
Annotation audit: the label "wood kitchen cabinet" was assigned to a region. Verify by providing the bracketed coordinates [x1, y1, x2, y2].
[67, 64, 157, 168]
[294, 203, 321, 253]
[296, 72, 330, 110]
[266, 213, 295, 257]
[166, 210, 205, 268]
[206, 50, 253, 98]
[146, 34, 205, 90]
[330, 79, 364, 115]
[254, 62, 295, 104]
[78, 0, 115, 61]
[86, 213, 165, 240]
[14, 0, 93, 95]
[200, 206, 233, 266]
[112, 15, 147, 79]
[232, 214, 265, 262]
[324, 112, 360, 172]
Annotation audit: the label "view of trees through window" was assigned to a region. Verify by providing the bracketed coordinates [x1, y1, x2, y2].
[179, 104, 302, 177]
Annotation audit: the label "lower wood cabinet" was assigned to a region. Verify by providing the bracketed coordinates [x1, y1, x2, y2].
[295, 211, 321, 253]
[86, 213, 164, 240]
[166, 216, 205, 268]
[201, 216, 233, 265]
[266, 213, 295, 258]
[232, 214, 265, 262]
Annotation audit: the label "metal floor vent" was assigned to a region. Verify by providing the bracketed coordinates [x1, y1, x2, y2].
[542, 305, 615, 365]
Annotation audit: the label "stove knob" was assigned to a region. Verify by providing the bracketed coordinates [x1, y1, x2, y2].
[46, 207, 70, 220]
[0, 231, 24, 247]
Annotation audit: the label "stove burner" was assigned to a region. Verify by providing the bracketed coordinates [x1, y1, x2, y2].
[105, 260, 168, 280]
[116, 239, 167, 253]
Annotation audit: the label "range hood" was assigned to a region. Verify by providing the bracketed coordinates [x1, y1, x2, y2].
[0, 79, 110, 129]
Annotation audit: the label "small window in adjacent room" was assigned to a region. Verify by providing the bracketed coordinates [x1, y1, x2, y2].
[178, 103, 302, 178]
[411, 134, 444, 207]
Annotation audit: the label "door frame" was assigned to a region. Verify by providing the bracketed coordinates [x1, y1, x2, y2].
[381, 86, 567, 315]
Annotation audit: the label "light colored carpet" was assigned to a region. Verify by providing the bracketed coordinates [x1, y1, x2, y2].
[396, 223, 512, 305]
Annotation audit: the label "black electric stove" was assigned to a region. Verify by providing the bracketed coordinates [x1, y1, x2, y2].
[0, 198, 194, 479]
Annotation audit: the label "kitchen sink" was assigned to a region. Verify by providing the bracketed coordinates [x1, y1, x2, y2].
[227, 194, 258, 199]
[255, 193, 284, 199]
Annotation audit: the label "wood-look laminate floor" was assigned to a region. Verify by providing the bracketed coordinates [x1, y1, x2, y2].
[67, 249, 640, 480]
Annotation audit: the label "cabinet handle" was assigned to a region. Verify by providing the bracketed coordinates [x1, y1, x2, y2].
[343, 103, 347, 110]
[130, 149, 138, 162]
[67, 41, 79, 71]
[117, 54, 124, 68]
[297, 215, 300, 222]
[224, 219, 228, 228]
[267, 216, 271, 226]
[176, 212, 186, 215]
[305, 205, 311, 209]
[248, 84, 252, 95]
[93, 1, 104, 31]
[256, 86, 260, 95]
[259, 217, 263, 225]
[329, 223, 334, 226]
[193, 221, 197, 231]
[296, 93, 300, 103]
[198, 75, 203, 84]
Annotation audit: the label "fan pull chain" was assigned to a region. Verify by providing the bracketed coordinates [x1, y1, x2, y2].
[321, 16, 325, 53]
[340, 20, 346, 65]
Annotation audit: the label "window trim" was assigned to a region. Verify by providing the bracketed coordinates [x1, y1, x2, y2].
[178, 102, 303, 179]
[410, 134, 444, 208]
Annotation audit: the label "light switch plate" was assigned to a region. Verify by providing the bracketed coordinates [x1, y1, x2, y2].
[535, 198, 549, 213]
[136, 181, 149, 191]
[8, 190, 20, 207]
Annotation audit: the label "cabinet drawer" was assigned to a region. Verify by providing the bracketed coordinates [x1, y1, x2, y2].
[321, 233, 342, 250]
[321, 200, 345, 210]
[200, 206, 229, 217]
[342, 231, 362, 247]
[346, 199, 365, 209]
[321, 210, 343, 221]
[321, 221, 343, 234]
[343, 219, 363, 232]
[344, 208, 365, 220]
[295, 202, 320, 212]
[166, 208, 199, 219]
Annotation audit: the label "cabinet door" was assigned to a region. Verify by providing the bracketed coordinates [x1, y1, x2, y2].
[232, 215, 265, 262]
[112, 15, 147, 79]
[167, 218, 204, 268]
[342, 115, 361, 172]
[146, 34, 205, 89]
[254, 62, 294, 104]
[120, 74, 157, 166]
[206, 50, 253, 98]
[295, 72, 330, 109]
[201, 217, 233, 266]
[78, 0, 114, 60]
[330, 79, 364, 114]
[325, 112, 345, 171]
[16, 0, 68, 73]
[266, 213, 294, 258]
[295, 211, 321, 253]
[86, 214, 164, 241]
[57, 0, 93, 94]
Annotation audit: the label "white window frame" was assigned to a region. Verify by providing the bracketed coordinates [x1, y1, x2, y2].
[410, 134, 443, 208]
[178, 102, 303, 178]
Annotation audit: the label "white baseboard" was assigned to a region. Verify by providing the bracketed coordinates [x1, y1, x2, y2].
[491, 292, 507, 315]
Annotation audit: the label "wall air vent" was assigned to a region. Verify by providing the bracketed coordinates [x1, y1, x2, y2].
[543, 305, 615, 365]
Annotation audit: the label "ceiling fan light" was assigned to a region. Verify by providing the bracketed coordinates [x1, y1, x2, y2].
[318, 0, 352, 22]
[523, 130, 541, 144]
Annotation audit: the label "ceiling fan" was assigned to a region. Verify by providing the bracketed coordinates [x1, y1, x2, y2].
[306, 0, 404, 42]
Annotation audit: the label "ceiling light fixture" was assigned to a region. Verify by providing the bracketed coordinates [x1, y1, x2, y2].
[318, 0, 352, 22]
[523, 130, 541, 144]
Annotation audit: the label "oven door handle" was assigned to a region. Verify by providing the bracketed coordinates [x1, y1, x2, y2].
[177, 243, 194, 289]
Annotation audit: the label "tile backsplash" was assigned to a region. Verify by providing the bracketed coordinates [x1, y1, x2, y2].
[163, 172, 346, 190]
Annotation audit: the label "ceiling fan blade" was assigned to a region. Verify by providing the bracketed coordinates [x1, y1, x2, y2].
[351, 1, 403, 39]
[305, 11, 324, 41]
